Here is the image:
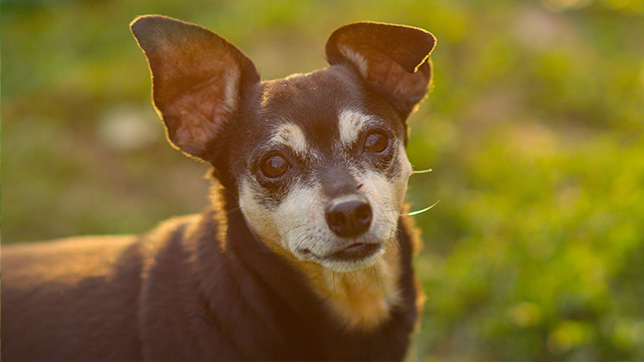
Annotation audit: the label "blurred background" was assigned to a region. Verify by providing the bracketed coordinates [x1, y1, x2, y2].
[2, 0, 644, 360]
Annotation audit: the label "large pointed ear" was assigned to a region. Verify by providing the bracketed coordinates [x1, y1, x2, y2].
[326, 22, 436, 115]
[130, 15, 260, 159]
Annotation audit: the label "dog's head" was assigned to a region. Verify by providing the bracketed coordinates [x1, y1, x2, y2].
[131, 16, 435, 273]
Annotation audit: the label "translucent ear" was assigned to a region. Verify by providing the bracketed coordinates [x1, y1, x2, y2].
[131, 15, 260, 159]
[326, 22, 436, 114]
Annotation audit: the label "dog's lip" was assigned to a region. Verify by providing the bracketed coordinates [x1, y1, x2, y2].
[300, 243, 382, 263]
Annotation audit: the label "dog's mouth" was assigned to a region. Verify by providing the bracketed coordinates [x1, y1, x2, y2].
[299, 242, 383, 265]
[328, 242, 382, 262]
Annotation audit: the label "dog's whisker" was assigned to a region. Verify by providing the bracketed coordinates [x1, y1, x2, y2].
[369, 265, 382, 288]
[332, 272, 337, 294]
[388, 235, 402, 253]
[351, 272, 361, 287]
[225, 205, 243, 215]
[411, 168, 433, 174]
[403, 200, 440, 216]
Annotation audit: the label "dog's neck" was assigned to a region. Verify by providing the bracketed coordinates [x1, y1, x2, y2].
[293, 238, 403, 330]
[217, 187, 402, 331]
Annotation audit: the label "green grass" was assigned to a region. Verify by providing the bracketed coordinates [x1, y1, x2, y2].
[2, 0, 643, 360]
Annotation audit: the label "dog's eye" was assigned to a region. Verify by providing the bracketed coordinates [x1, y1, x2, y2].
[260, 154, 290, 179]
[364, 131, 389, 153]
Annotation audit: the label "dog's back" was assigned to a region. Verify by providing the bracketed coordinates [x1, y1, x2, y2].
[2, 235, 143, 360]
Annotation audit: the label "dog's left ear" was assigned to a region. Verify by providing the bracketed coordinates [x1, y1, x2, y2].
[326, 22, 436, 115]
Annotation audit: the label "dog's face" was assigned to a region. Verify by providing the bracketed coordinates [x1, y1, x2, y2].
[235, 68, 413, 272]
[131, 17, 435, 273]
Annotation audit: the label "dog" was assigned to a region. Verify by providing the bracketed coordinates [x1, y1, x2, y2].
[2, 15, 436, 361]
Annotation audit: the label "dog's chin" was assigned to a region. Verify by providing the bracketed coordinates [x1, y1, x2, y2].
[295, 242, 385, 273]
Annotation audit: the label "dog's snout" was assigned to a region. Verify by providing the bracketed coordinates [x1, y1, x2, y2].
[325, 195, 372, 237]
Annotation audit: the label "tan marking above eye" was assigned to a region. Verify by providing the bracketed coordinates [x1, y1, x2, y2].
[338, 110, 371, 147]
[271, 124, 308, 157]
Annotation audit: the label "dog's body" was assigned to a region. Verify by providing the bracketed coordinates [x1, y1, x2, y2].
[2, 16, 436, 361]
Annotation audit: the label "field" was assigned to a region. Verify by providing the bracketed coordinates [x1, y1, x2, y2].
[2, 0, 644, 360]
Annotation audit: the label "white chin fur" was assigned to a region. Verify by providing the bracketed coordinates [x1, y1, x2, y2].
[316, 247, 385, 273]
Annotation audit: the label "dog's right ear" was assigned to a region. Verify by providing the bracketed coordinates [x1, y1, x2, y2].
[131, 15, 260, 160]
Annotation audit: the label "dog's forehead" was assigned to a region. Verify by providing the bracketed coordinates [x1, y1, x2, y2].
[256, 66, 376, 149]
[262, 67, 362, 117]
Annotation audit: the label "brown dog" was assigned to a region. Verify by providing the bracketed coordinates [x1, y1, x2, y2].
[2, 16, 436, 361]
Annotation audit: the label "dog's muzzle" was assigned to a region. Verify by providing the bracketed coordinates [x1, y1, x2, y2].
[291, 194, 384, 270]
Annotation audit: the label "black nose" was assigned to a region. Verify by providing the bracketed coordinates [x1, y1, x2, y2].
[325, 195, 372, 237]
